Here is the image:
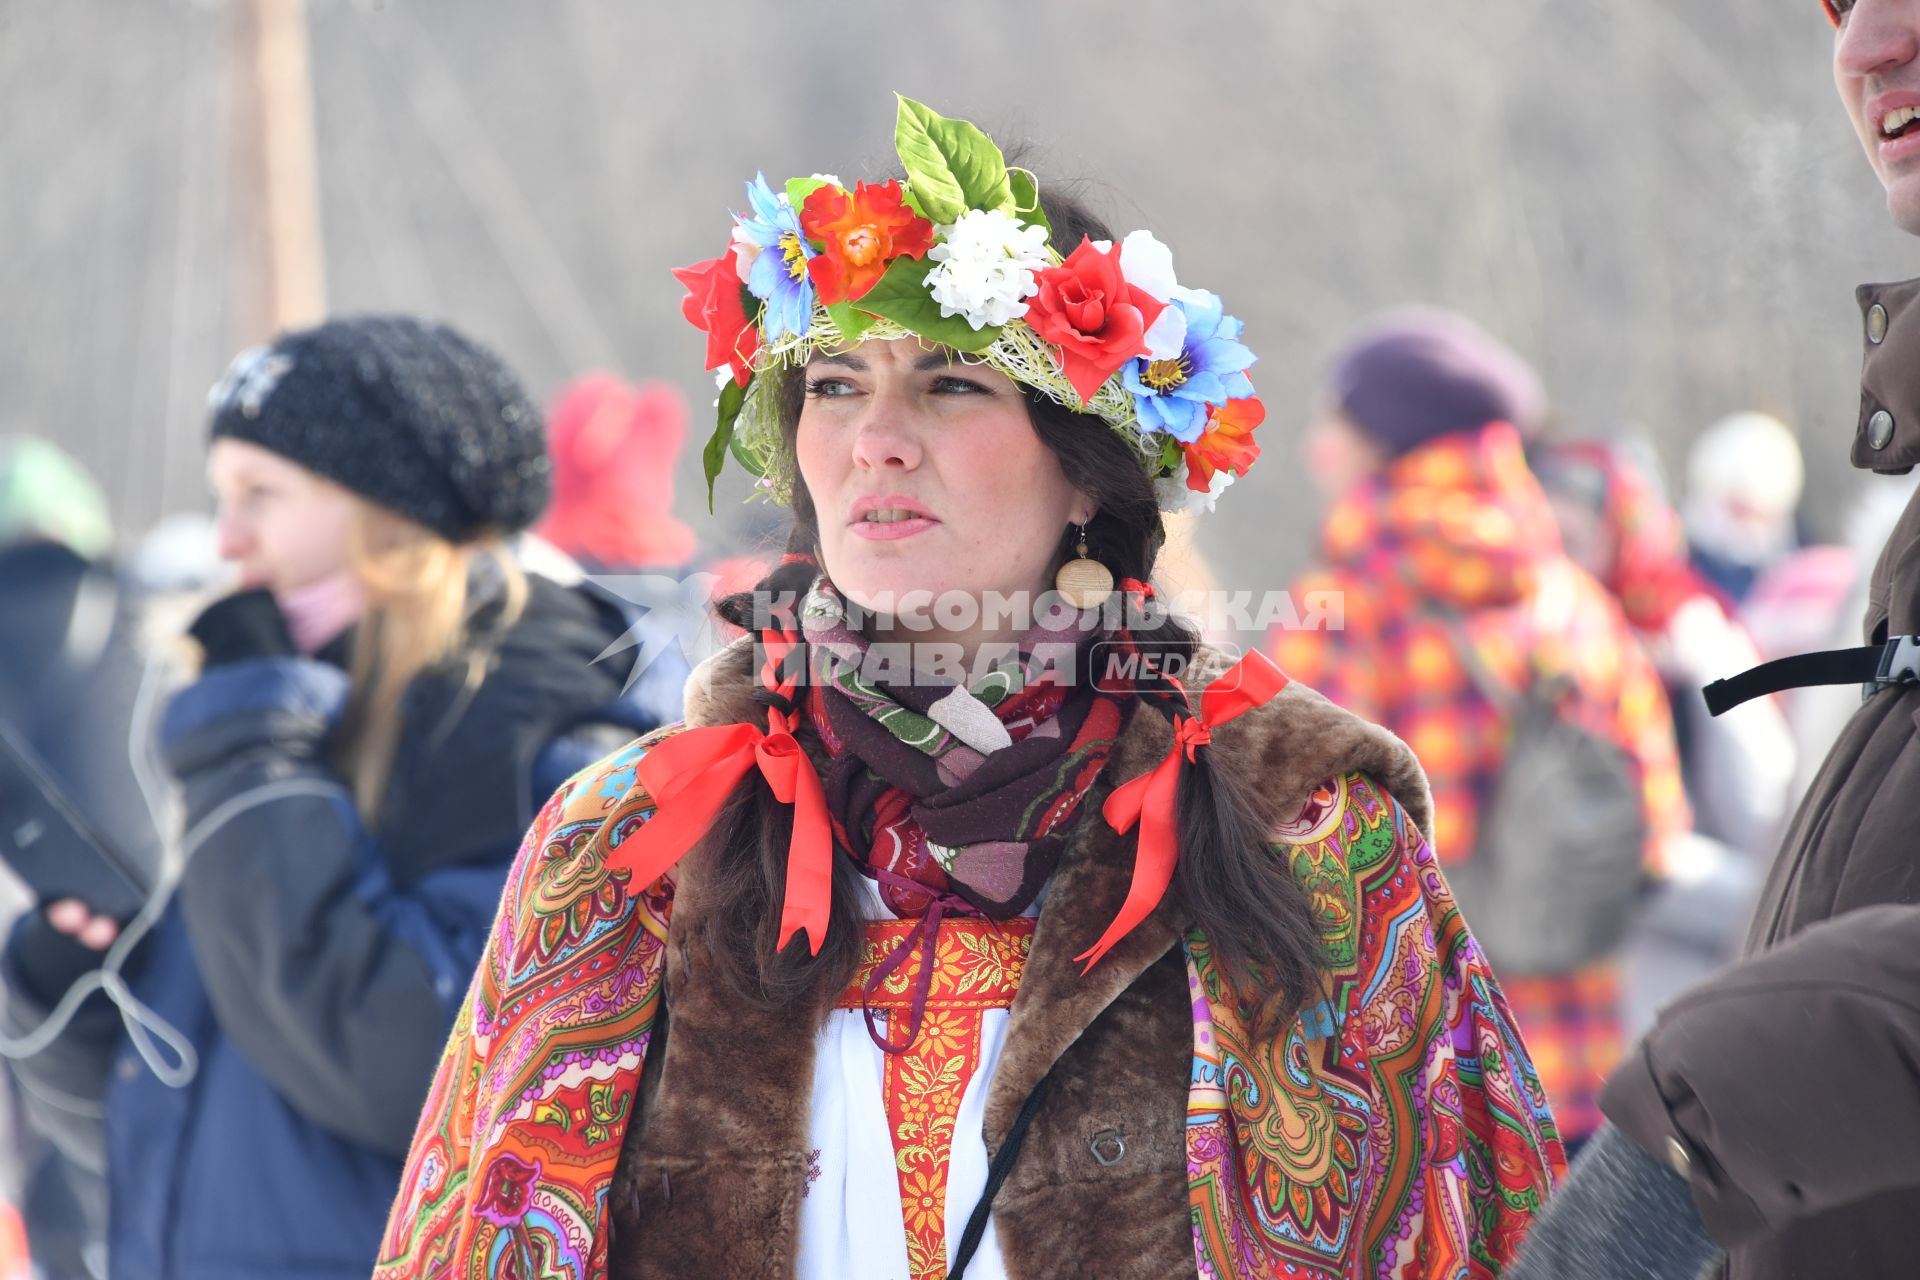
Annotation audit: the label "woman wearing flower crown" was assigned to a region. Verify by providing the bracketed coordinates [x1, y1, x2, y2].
[374, 99, 1562, 1280]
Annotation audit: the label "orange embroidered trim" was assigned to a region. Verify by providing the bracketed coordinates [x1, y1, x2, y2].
[835, 917, 1034, 1279]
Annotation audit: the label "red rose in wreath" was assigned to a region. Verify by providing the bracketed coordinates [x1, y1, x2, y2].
[1025, 237, 1167, 404]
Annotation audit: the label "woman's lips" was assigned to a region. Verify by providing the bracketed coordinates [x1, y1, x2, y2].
[848, 516, 937, 541]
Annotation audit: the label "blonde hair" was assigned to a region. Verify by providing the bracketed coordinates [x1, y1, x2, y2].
[335, 500, 527, 820]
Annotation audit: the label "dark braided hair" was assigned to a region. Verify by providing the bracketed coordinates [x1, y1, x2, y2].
[701, 183, 1322, 1034]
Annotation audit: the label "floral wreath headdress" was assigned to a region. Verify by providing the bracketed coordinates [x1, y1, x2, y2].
[673, 96, 1265, 516]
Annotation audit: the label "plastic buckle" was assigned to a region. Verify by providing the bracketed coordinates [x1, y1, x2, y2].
[1868, 635, 1920, 699]
[1875, 635, 1920, 686]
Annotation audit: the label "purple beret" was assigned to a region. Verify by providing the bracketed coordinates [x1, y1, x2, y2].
[1329, 309, 1545, 456]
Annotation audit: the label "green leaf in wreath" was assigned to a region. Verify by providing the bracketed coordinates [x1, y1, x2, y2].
[893, 96, 1013, 226]
[856, 256, 1001, 354]
[1008, 169, 1051, 240]
[703, 376, 749, 513]
[1158, 435, 1184, 475]
[826, 300, 875, 345]
[728, 415, 769, 477]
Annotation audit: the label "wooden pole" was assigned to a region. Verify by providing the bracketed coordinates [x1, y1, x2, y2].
[232, 0, 325, 342]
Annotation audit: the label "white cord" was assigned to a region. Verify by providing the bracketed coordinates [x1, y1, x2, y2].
[1, 700, 346, 1091]
[125, 642, 180, 878]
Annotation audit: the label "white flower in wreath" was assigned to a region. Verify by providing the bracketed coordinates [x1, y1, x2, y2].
[729, 221, 760, 284]
[1156, 464, 1236, 515]
[1115, 229, 1194, 361]
[924, 208, 1052, 330]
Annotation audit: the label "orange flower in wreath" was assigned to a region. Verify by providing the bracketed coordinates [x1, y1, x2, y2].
[800, 180, 936, 304]
[1185, 396, 1265, 491]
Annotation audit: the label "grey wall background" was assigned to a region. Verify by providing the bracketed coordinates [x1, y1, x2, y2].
[2, 0, 1912, 584]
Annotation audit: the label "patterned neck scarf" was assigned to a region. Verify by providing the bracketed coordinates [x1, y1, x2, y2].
[801, 580, 1124, 924]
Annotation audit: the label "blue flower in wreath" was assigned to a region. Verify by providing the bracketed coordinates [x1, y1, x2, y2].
[736, 172, 817, 341]
[1124, 289, 1256, 444]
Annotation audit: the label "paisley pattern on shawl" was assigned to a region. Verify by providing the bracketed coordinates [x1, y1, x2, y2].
[375, 728, 680, 1280]
[1185, 773, 1563, 1279]
[374, 737, 1562, 1280]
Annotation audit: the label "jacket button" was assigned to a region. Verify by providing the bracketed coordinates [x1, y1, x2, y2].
[1869, 409, 1896, 450]
[1089, 1129, 1126, 1166]
[1665, 1135, 1692, 1177]
[1868, 303, 1889, 344]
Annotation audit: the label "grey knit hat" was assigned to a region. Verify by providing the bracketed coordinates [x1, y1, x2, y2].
[207, 315, 551, 541]
[1329, 308, 1546, 457]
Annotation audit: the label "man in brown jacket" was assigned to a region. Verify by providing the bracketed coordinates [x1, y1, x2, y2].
[1514, 2, 1920, 1276]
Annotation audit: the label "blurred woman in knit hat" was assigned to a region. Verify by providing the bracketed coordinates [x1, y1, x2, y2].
[1275, 307, 1687, 1157]
[0, 315, 684, 1280]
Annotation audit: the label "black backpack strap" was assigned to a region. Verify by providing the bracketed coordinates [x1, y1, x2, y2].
[1701, 635, 1920, 716]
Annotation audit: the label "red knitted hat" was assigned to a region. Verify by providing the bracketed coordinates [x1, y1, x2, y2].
[537, 374, 697, 571]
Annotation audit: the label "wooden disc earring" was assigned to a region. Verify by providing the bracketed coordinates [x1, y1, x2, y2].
[1054, 524, 1114, 609]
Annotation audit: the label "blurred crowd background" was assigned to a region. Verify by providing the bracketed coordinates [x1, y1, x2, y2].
[5, 1, 1914, 566]
[0, 2, 1910, 1277]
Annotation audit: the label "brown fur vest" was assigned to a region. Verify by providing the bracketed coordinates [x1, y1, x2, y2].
[605, 641, 1430, 1279]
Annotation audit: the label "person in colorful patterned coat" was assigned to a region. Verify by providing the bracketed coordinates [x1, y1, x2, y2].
[374, 101, 1562, 1280]
[1273, 311, 1687, 1155]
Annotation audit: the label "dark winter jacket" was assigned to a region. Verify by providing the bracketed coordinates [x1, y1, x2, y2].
[1602, 277, 1920, 1280]
[0, 542, 164, 890]
[0, 542, 163, 1278]
[1, 572, 688, 1280]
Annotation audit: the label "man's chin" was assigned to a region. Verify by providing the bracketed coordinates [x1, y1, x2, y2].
[1887, 178, 1920, 237]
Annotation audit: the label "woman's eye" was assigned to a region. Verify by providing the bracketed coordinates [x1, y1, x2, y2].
[1827, 0, 1853, 22]
[931, 375, 990, 395]
[804, 376, 858, 398]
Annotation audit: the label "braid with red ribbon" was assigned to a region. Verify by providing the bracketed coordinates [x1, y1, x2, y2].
[1082, 652, 1290, 971]
[611, 561, 840, 955]
[1076, 588, 1294, 973]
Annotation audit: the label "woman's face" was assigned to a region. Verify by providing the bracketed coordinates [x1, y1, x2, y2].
[207, 438, 357, 593]
[795, 339, 1095, 619]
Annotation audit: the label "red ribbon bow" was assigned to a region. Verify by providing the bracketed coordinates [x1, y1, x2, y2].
[1076, 649, 1291, 973]
[610, 635, 836, 955]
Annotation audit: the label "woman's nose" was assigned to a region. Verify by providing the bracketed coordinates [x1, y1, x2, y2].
[213, 511, 250, 561]
[848, 398, 924, 473]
